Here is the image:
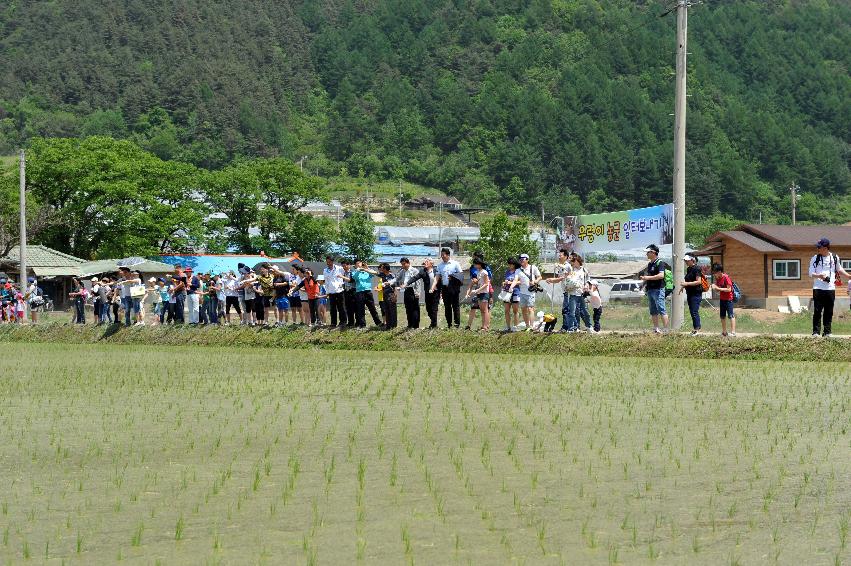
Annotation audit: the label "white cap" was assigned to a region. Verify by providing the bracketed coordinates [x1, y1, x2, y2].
[683, 254, 696, 262]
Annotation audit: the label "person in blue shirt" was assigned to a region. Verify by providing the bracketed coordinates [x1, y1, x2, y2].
[352, 260, 382, 328]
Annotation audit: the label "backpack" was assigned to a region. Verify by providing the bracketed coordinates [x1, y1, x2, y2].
[663, 268, 674, 291]
[699, 273, 710, 293]
[732, 281, 742, 303]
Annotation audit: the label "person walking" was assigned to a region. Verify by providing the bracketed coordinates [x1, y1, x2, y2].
[435, 248, 463, 328]
[352, 261, 382, 328]
[323, 256, 348, 328]
[397, 258, 421, 329]
[809, 238, 849, 338]
[679, 254, 704, 335]
[405, 259, 439, 329]
[639, 244, 669, 333]
[711, 263, 736, 337]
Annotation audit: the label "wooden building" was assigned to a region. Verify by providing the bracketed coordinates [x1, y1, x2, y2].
[0, 245, 86, 310]
[694, 224, 851, 309]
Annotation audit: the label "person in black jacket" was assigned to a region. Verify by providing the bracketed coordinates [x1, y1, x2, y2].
[403, 259, 439, 329]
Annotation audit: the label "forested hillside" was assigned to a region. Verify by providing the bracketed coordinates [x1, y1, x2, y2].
[0, 0, 848, 223]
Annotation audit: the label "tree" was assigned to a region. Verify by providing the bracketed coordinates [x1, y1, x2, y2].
[0, 162, 53, 257]
[26, 136, 208, 258]
[339, 213, 375, 262]
[477, 211, 538, 277]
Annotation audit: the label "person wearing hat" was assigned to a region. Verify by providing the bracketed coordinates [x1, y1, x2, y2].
[809, 238, 849, 337]
[679, 254, 704, 335]
[639, 244, 669, 333]
[316, 274, 329, 325]
[508, 253, 542, 330]
[90, 277, 104, 326]
[183, 266, 202, 324]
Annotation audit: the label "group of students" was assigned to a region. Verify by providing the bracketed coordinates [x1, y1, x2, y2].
[0, 277, 44, 324]
[46, 237, 851, 337]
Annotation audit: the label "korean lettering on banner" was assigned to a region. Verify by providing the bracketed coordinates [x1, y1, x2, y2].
[623, 217, 661, 240]
[578, 221, 621, 244]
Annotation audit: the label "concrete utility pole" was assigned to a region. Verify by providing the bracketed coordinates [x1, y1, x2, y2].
[19, 149, 27, 295]
[398, 180, 403, 220]
[671, 0, 689, 331]
[790, 182, 800, 225]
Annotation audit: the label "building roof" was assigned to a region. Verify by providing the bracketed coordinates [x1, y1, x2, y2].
[406, 195, 462, 206]
[78, 258, 177, 276]
[714, 230, 787, 253]
[739, 224, 851, 248]
[2, 245, 85, 267]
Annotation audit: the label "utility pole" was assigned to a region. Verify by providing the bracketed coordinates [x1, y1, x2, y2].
[438, 202, 443, 251]
[540, 203, 547, 263]
[790, 182, 800, 225]
[19, 149, 27, 300]
[398, 179, 403, 221]
[670, 0, 689, 332]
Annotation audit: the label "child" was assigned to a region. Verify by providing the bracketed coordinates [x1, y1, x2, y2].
[589, 280, 603, 333]
[15, 291, 25, 323]
[711, 263, 736, 337]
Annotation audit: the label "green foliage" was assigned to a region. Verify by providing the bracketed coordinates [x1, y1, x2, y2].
[339, 213, 375, 262]
[0, 1, 847, 219]
[477, 211, 538, 275]
[685, 214, 744, 249]
[26, 137, 208, 259]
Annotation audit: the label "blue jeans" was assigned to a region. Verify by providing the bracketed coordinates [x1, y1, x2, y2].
[174, 294, 186, 323]
[566, 294, 584, 331]
[121, 296, 141, 326]
[74, 298, 85, 324]
[207, 296, 219, 324]
[647, 288, 666, 316]
[687, 294, 702, 330]
[576, 296, 591, 329]
[561, 294, 572, 331]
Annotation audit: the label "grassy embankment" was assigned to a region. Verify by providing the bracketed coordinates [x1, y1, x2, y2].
[0, 323, 847, 362]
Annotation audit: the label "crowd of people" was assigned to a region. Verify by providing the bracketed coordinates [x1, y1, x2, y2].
[16, 237, 851, 337]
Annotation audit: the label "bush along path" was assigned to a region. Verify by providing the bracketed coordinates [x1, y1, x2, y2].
[0, 324, 848, 362]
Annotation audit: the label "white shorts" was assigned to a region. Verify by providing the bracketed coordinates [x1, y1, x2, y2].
[519, 294, 536, 308]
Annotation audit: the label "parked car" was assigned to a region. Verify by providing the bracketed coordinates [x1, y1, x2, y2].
[608, 279, 644, 303]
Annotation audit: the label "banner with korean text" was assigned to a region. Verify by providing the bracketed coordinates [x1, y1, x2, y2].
[557, 203, 673, 254]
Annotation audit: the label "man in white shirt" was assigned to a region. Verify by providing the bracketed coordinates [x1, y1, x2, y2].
[223, 272, 241, 325]
[809, 237, 850, 337]
[509, 253, 541, 330]
[396, 257, 421, 328]
[435, 248, 463, 328]
[323, 256, 348, 327]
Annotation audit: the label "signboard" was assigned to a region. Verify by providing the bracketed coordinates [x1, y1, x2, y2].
[558, 203, 673, 254]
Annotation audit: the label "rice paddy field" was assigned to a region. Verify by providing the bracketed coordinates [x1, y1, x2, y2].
[1, 343, 849, 564]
